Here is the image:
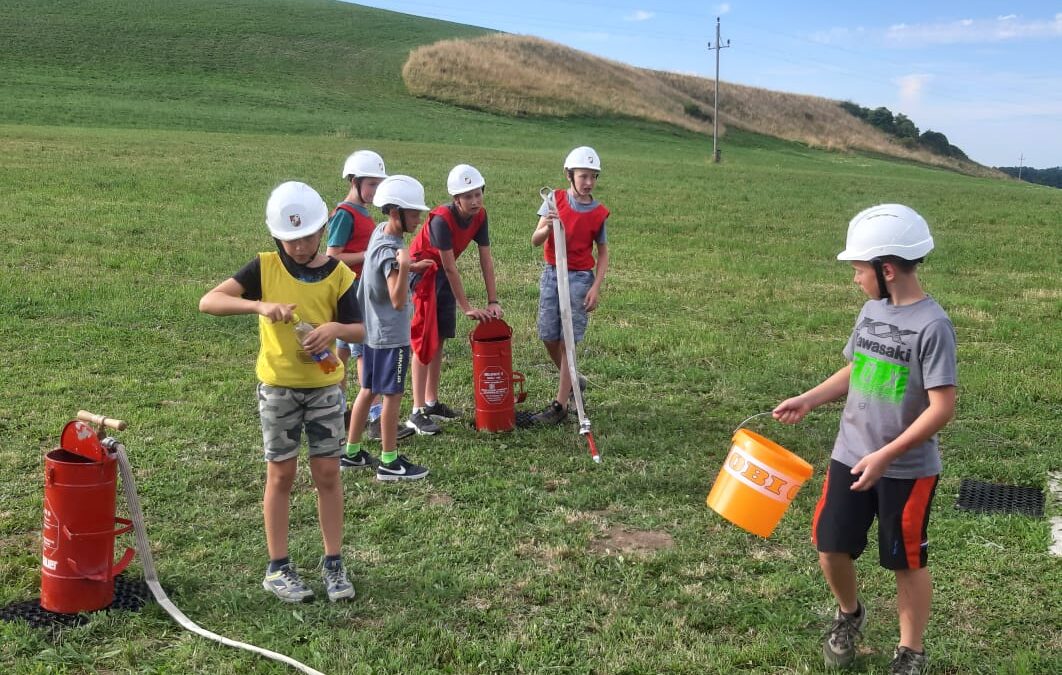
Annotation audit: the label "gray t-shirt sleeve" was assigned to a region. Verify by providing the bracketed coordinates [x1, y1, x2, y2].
[919, 318, 958, 389]
[474, 215, 489, 247]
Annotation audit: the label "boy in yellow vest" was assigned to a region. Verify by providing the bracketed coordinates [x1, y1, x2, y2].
[199, 181, 363, 603]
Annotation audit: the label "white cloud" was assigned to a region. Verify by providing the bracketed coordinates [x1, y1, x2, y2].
[716, 3, 731, 15]
[894, 73, 933, 106]
[624, 10, 654, 22]
[884, 14, 1062, 46]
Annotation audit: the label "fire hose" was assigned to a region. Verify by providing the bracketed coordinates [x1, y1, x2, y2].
[79, 412, 326, 675]
[540, 187, 602, 463]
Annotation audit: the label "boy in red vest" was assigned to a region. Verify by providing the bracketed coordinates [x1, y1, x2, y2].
[406, 164, 501, 435]
[530, 146, 609, 425]
[326, 150, 414, 456]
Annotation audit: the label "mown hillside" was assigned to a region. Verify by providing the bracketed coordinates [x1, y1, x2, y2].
[403, 34, 996, 177]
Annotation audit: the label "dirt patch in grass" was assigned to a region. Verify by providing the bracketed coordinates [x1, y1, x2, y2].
[589, 526, 674, 556]
[428, 493, 454, 506]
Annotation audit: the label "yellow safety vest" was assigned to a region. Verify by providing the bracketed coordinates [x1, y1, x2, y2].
[256, 252, 355, 388]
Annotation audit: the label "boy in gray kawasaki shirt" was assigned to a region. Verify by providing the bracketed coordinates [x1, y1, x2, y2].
[341, 176, 435, 481]
[774, 204, 957, 675]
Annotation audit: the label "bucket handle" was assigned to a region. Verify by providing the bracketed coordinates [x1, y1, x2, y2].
[734, 411, 774, 434]
[67, 545, 135, 582]
[63, 517, 134, 541]
[512, 371, 527, 404]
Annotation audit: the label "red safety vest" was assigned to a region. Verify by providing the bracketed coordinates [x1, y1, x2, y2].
[333, 203, 375, 277]
[409, 205, 487, 265]
[544, 190, 608, 271]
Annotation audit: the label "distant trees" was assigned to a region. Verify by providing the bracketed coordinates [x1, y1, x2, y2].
[996, 166, 1062, 188]
[840, 101, 969, 160]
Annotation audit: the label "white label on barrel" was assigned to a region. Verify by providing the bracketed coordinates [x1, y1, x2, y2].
[478, 366, 509, 405]
[722, 446, 804, 504]
[42, 556, 57, 570]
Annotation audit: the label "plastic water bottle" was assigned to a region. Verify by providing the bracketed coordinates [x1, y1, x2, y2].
[292, 314, 341, 374]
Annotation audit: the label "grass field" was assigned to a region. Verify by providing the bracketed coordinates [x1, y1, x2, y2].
[1, 1, 1060, 673]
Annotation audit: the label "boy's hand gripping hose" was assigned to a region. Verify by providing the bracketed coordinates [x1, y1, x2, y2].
[80, 411, 326, 675]
[540, 188, 602, 463]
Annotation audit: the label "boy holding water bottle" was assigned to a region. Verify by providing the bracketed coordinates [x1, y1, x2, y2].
[773, 204, 957, 674]
[199, 181, 363, 603]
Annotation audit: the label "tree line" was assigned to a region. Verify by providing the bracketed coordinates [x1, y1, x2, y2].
[839, 101, 968, 160]
[995, 166, 1062, 188]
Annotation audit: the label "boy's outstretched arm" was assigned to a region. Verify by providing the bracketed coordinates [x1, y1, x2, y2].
[477, 245, 503, 318]
[773, 363, 852, 424]
[199, 278, 295, 322]
[849, 385, 956, 491]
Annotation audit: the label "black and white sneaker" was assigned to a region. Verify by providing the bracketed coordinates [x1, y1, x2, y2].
[424, 401, 461, 422]
[405, 411, 442, 435]
[340, 449, 376, 470]
[376, 455, 429, 482]
[365, 418, 415, 441]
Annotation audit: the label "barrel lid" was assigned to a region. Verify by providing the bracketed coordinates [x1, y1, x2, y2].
[470, 318, 512, 342]
[60, 420, 107, 462]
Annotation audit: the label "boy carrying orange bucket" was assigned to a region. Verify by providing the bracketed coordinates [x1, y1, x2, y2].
[772, 204, 957, 674]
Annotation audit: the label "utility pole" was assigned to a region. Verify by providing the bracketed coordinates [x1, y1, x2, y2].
[707, 16, 730, 163]
[1018, 153, 1025, 181]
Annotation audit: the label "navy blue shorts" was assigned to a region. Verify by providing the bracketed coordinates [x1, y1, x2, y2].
[410, 272, 457, 341]
[360, 345, 410, 395]
[812, 459, 939, 570]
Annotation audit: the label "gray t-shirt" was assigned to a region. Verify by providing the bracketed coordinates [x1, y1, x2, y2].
[833, 296, 957, 478]
[358, 223, 412, 348]
[537, 189, 608, 244]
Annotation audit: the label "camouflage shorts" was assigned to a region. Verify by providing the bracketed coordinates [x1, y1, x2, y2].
[257, 383, 346, 462]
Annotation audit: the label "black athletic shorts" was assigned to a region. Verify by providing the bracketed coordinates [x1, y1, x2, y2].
[812, 459, 939, 570]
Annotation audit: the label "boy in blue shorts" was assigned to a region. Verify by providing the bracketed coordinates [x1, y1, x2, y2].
[773, 204, 957, 674]
[344, 175, 434, 481]
[199, 181, 363, 603]
[325, 150, 414, 452]
[530, 146, 609, 425]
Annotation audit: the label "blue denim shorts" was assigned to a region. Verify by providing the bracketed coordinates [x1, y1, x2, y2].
[537, 265, 594, 342]
[336, 340, 364, 358]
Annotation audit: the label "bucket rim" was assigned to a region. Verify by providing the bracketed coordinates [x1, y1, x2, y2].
[732, 428, 813, 478]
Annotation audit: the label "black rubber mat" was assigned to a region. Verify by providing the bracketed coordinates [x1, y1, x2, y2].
[956, 479, 1044, 517]
[0, 574, 152, 631]
[515, 410, 537, 429]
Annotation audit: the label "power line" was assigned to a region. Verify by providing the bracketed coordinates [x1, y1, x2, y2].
[707, 17, 730, 163]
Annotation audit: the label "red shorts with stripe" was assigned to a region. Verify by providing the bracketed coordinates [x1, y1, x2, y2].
[812, 459, 939, 570]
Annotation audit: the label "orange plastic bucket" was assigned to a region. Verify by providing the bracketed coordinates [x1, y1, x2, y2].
[706, 427, 814, 538]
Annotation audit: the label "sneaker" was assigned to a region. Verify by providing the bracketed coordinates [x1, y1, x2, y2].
[567, 373, 589, 405]
[406, 411, 442, 435]
[888, 647, 928, 675]
[530, 400, 567, 426]
[340, 449, 376, 470]
[822, 604, 866, 668]
[424, 401, 461, 422]
[365, 417, 415, 441]
[321, 558, 355, 602]
[262, 563, 314, 603]
[376, 455, 429, 482]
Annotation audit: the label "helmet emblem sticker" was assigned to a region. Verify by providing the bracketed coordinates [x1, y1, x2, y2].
[289, 214, 302, 228]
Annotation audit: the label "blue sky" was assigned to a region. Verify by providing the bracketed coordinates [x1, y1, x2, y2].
[350, 1, 1062, 168]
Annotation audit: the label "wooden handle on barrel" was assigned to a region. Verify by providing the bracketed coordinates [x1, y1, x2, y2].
[77, 410, 128, 431]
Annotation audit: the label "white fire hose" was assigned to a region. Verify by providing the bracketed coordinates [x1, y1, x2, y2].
[75, 410, 327, 675]
[540, 188, 602, 463]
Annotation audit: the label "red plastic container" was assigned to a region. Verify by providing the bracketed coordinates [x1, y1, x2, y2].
[469, 319, 526, 432]
[40, 421, 134, 613]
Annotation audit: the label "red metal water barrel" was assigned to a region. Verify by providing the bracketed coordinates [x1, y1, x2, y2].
[469, 318, 526, 432]
[40, 422, 134, 613]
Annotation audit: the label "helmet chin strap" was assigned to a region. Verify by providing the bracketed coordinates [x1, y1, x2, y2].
[274, 237, 315, 276]
[871, 257, 890, 301]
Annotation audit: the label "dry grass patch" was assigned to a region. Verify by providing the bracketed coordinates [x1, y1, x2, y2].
[403, 34, 996, 177]
[589, 525, 674, 556]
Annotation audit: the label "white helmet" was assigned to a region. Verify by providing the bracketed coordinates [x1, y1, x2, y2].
[341, 150, 387, 179]
[446, 164, 485, 196]
[372, 175, 429, 211]
[564, 146, 602, 172]
[265, 181, 329, 241]
[837, 204, 934, 261]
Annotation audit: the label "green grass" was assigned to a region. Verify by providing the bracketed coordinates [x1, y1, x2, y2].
[1, 1, 1061, 673]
